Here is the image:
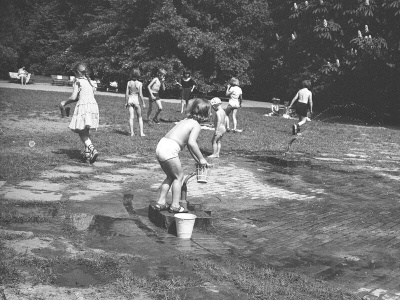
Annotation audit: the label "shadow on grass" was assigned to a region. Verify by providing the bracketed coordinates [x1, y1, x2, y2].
[113, 129, 130, 136]
[53, 149, 82, 160]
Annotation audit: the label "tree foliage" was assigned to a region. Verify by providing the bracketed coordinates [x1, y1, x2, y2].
[1, 0, 400, 119]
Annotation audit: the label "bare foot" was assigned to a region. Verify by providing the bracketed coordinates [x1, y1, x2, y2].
[130, 133, 135, 137]
[140, 133, 146, 137]
[208, 154, 219, 158]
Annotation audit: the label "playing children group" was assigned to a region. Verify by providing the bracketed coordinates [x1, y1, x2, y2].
[61, 62, 312, 213]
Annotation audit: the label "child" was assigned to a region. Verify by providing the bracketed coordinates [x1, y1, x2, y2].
[147, 68, 167, 124]
[60, 62, 99, 163]
[154, 98, 210, 213]
[208, 97, 227, 158]
[175, 71, 196, 113]
[125, 68, 146, 137]
[289, 80, 313, 135]
[225, 77, 243, 133]
[264, 98, 280, 116]
[282, 100, 293, 119]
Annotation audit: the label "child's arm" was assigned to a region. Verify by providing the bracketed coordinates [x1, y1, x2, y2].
[139, 82, 145, 108]
[60, 82, 79, 107]
[187, 123, 208, 165]
[309, 93, 313, 114]
[288, 92, 299, 108]
[239, 93, 243, 107]
[226, 85, 233, 96]
[125, 82, 130, 107]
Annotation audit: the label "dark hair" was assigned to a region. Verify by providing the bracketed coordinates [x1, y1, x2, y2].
[131, 69, 141, 80]
[73, 62, 93, 87]
[183, 71, 190, 76]
[302, 80, 311, 89]
[187, 98, 210, 122]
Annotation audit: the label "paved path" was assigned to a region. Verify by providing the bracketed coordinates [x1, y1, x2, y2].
[1, 82, 400, 299]
[0, 81, 271, 108]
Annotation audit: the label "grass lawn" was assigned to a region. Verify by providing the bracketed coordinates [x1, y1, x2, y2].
[1, 87, 399, 299]
[1, 87, 399, 182]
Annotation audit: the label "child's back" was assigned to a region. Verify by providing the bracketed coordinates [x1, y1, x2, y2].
[165, 118, 200, 149]
[297, 87, 312, 103]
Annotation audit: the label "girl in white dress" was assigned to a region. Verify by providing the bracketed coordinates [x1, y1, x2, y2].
[60, 62, 99, 163]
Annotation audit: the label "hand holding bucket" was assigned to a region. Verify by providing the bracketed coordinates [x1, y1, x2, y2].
[195, 163, 211, 183]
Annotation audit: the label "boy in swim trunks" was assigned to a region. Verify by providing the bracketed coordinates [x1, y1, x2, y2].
[147, 68, 167, 124]
[208, 97, 227, 158]
[155, 98, 210, 213]
[288, 80, 313, 135]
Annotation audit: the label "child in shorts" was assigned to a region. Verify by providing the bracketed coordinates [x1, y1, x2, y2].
[154, 98, 210, 213]
[147, 68, 167, 124]
[289, 80, 313, 135]
[225, 77, 243, 132]
[208, 97, 227, 158]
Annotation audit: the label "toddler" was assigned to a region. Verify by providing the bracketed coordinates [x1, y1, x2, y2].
[208, 97, 227, 158]
[225, 77, 243, 133]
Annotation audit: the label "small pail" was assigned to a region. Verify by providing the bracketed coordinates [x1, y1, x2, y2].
[196, 163, 209, 183]
[174, 213, 196, 239]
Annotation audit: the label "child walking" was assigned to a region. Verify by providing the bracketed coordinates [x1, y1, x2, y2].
[147, 68, 167, 124]
[125, 69, 146, 137]
[289, 80, 313, 135]
[225, 77, 243, 133]
[154, 98, 210, 213]
[60, 62, 99, 163]
[208, 97, 227, 158]
[175, 71, 196, 113]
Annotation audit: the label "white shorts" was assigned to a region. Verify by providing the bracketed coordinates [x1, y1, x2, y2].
[156, 137, 181, 162]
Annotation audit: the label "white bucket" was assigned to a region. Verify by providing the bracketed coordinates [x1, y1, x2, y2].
[196, 163, 209, 183]
[174, 213, 197, 239]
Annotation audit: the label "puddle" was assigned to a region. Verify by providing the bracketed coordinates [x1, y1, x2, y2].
[52, 262, 112, 287]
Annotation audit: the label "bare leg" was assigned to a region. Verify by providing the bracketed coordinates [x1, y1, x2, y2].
[128, 106, 135, 136]
[147, 99, 153, 120]
[153, 99, 163, 121]
[135, 105, 145, 136]
[298, 116, 307, 126]
[180, 100, 185, 113]
[208, 134, 222, 158]
[232, 109, 238, 130]
[225, 106, 233, 130]
[156, 157, 183, 208]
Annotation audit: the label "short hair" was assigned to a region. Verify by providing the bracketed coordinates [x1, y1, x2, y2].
[183, 71, 191, 76]
[188, 98, 211, 122]
[131, 69, 141, 80]
[73, 62, 91, 77]
[230, 77, 239, 86]
[302, 80, 311, 89]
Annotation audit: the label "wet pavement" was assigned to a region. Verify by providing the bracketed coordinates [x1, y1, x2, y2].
[1, 82, 400, 299]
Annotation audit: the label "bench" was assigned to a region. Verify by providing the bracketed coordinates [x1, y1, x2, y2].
[9, 72, 35, 84]
[51, 75, 69, 86]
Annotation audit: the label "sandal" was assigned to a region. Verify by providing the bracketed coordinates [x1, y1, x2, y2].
[88, 145, 98, 164]
[168, 206, 188, 213]
[154, 203, 170, 211]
